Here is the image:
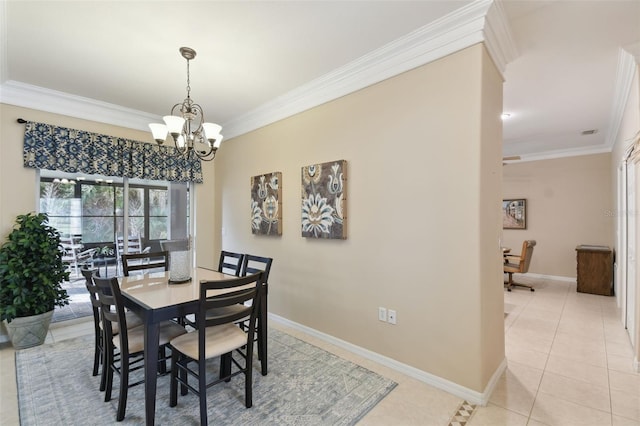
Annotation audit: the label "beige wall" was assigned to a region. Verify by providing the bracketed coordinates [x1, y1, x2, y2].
[215, 44, 505, 393]
[502, 153, 614, 278]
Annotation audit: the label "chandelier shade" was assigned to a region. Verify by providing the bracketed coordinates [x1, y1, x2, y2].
[149, 47, 223, 161]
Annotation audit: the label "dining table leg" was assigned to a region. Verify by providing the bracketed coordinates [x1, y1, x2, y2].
[144, 321, 160, 426]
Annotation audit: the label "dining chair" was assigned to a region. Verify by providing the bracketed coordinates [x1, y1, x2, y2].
[241, 254, 273, 376]
[218, 250, 244, 276]
[93, 275, 187, 422]
[504, 240, 537, 291]
[121, 250, 169, 276]
[80, 267, 144, 391]
[168, 272, 265, 425]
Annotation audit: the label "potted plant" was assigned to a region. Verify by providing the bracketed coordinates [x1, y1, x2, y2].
[0, 212, 70, 349]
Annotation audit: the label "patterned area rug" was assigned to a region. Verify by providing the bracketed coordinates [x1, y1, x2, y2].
[51, 277, 93, 323]
[16, 328, 397, 425]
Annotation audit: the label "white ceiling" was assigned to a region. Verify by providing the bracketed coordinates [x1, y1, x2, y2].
[1, 1, 639, 161]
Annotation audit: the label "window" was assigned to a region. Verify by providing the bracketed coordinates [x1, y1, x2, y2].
[39, 172, 187, 249]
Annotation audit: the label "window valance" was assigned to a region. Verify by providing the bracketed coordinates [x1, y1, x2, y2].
[22, 120, 203, 183]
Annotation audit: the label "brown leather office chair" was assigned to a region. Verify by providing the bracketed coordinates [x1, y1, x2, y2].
[504, 240, 536, 291]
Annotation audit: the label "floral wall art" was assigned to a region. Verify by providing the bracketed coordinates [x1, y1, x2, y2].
[251, 172, 282, 236]
[301, 160, 347, 239]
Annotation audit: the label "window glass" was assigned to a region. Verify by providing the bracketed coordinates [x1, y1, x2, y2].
[40, 181, 80, 236]
[39, 173, 187, 247]
[149, 189, 168, 240]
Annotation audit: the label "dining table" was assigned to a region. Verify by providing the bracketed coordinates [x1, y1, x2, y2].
[118, 267, 266, 426]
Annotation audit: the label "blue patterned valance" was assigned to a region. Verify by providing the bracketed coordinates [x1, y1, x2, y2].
[22, 121, 203, 183]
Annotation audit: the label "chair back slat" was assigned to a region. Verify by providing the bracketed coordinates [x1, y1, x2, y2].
[121, 251, 168, 276]
[198, 272, 264, 329]
[241, 254, 272, 282]
[218, 251, 244, 276]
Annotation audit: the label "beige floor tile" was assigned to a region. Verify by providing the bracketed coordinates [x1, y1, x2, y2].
[609, 353, 639, 374]
[607, 340, 636, 358]
[526, 419, 552, 426]
[530, 392, 612, 426]
[549, 340, 607, 368]
[608, 370, 640, 393]
[506, 330, 554, 354]
[553, 328, 605, 346]
[538, 371, 611, 413]
[613, 414, 640, 426]
[611, 388, 640, 421]
[558, 318, 604, 339]
[489, 362, 542, 416]
[359, 380, 461, 426]
[468, 404, 528, 426]
[505, 344, 549, 370]
[0, 343, 18, 426]
[544, 354, 609, 387]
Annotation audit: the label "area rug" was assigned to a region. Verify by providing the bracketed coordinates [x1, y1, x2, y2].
[16, 328, 396, 425]
[51, 277, 93, 323]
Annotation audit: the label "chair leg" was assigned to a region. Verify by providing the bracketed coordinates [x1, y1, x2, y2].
[117, 355, 129, 421]
[99, 342, 107, 392]
[169, 350, 178, 407]
[258, 296, 268, 376]
[199, 359, 208, 426]
[104, 346, 114, 402]
[245, 350, 253, 408]
[505, 272, 535, 292]
[92, 329, 101, 377]
[220, 353, 232, 382]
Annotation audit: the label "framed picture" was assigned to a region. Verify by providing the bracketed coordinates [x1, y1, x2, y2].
[301, 160, 347, 239]
[251, 171, 282, 236]
[503, 199, 526, 229]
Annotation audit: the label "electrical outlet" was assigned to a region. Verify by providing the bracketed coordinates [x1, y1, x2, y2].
[378, 307, 387, 322]
[388, 309, 397, 324]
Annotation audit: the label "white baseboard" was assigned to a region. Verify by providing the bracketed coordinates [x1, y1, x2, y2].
[524, 273, 576, 283]
[269, 313, 503, 405]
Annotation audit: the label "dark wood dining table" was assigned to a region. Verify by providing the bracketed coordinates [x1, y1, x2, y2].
[118, 267, 263, 426]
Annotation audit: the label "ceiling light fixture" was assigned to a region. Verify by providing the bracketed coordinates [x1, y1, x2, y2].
[149, 47, 223, 161]
[501, 113, 511, 120]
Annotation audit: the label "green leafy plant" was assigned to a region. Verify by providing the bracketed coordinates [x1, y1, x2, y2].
[0, 212, 70, 322]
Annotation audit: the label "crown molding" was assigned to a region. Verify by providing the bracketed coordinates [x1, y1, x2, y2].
[0, 0, 517, 143]
[508, 144, 612, 163]
[605, 48, 640, 149]
[224, 0, 511, 139]
[483, 0, 518, 75]
[0, 80, 160, 132]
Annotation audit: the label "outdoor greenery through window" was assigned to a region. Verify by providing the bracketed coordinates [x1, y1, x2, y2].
[39, 173, 185, 249]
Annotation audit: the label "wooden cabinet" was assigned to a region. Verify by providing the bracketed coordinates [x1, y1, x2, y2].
[575, 245, 613, 296]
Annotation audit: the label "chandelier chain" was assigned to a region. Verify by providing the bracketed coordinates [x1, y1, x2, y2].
[185, 58, 191, 100]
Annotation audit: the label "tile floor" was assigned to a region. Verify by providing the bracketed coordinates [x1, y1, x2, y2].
[1, 276, 638, 425]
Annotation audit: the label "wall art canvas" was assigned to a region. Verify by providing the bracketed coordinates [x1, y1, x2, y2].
[251, 172, 282, 236]
[301, 160, 347, 239]
[503, 199, 527, 229]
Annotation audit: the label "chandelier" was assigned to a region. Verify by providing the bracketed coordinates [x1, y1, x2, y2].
[149, 47, 223, 161]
